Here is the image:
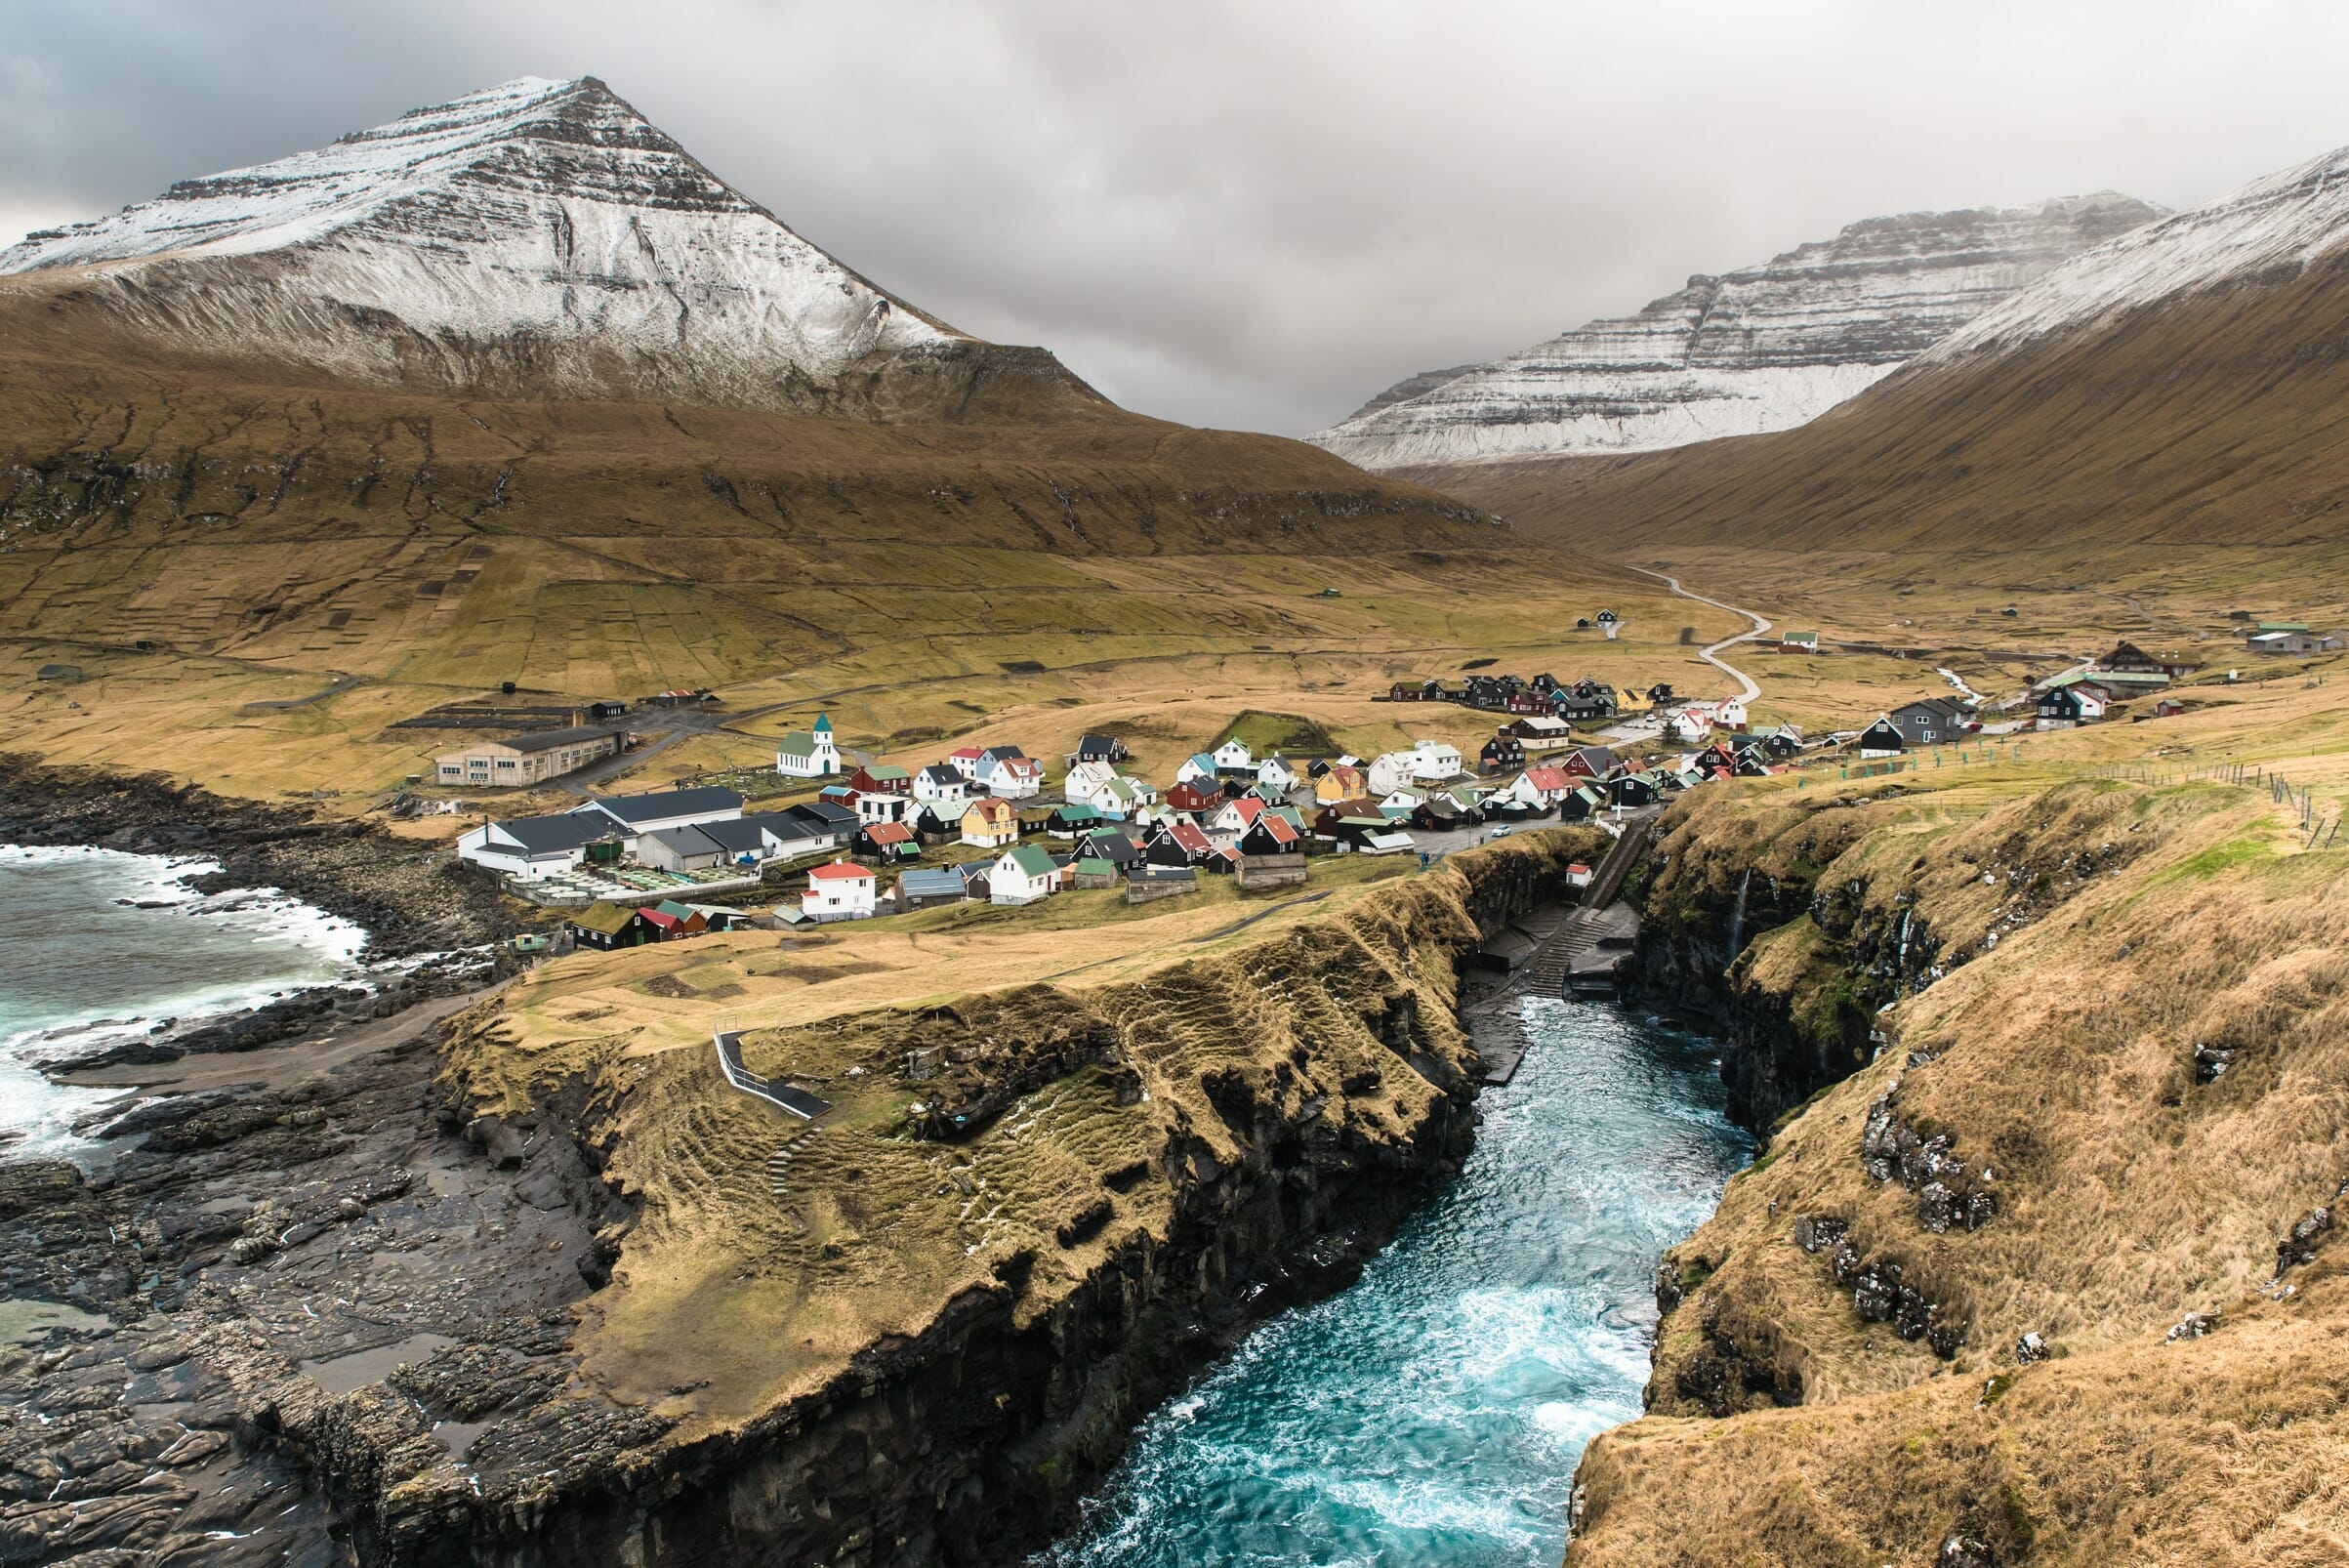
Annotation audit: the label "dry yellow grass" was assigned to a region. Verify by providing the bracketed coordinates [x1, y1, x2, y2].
[440, 834, 1600, 1434]
[1570, 668, 2349, 1566]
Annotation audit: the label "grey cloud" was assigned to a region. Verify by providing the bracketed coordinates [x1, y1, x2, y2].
[8, 0, 2349, 433]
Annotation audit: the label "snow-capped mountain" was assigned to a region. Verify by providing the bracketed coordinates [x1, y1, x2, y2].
[1920, 144, 2349, 363]
[0, 76, 1092, 414]
[1310, 194, 2161, 470]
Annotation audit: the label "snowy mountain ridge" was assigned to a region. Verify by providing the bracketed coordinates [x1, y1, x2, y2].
[0, 76, 1088, 414]
[1310, 194, 2162, 470]
[1920, 141, 2349, 361]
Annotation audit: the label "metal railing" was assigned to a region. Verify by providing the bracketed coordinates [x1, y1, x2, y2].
[713, 1026, 832, 1120]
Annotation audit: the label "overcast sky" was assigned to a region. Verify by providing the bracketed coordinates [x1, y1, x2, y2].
[8, 1, 2349, 434]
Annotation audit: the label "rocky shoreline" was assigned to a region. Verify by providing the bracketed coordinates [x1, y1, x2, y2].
[0, 756, 533, 1084]
[0, 819, 1595, 1568]
[0, 756, 526, 962]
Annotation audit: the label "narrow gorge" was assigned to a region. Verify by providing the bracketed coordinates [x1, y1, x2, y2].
[1569, 771, 2349, 1565]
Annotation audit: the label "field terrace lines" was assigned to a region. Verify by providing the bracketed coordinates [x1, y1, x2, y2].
[442, 840, 1584, 1437]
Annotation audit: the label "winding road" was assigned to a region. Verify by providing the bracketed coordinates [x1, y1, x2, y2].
[1629, 565, 1772, 706]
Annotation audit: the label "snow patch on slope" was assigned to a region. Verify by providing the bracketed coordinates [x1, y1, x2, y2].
[0, 76, 962, 402]
[1313, 194, 2161, 470]
[1923, 144, 2349, 359]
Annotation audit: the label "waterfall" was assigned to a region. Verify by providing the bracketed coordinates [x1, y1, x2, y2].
[1726, 868, 1752, 958]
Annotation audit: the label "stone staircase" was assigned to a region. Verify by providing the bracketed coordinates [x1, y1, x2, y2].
[765, 1125, 822, 1201]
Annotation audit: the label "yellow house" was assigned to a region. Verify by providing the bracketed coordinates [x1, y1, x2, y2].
[961, 797, 1019, 848]
[1314, 764, 1367, 805]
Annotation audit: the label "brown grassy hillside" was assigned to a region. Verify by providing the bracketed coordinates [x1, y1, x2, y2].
[0, 279, 1700, 803]
[1411, 253, 2349, 638]
[1569, 683, 2349, 1567]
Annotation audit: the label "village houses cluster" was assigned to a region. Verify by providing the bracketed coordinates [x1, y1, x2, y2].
[450, 680, 1740, 948]
[446, 611, 2329, 956]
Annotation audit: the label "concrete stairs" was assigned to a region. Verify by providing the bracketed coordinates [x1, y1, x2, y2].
[765, 1125, 822, 1201]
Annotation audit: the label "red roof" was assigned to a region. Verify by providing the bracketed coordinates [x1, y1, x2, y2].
[949, 747, 983, 762]
[1256, 815, 1299, 846]
[1168, 821, 1214, 854]
[639, 908, 682, 929]
[1566, 863, 1591, 876]
[1227, 797, 1265, 825]
[864, 821, 913, 845]
[1523, 766, 1569, 791]
[808, 860, 875, 882]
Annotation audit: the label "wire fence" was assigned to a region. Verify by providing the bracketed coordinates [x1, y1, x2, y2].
[1788, 745, 2339, 851]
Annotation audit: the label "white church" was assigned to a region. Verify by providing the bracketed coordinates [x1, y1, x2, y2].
[775, 714, 842, 778]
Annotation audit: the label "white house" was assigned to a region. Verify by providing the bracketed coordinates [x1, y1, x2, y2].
[855, 792, 912, 826]
[1407, 738, 1463, 782]
[1207, 796, 1266, 835]
[1256, 756, 1298, 794]
[1174, 752, 1219, 787]
[912, 764, 969, 811]
[1066, 759, 1120, 799]
[1381, 788, 1424, 812]
[774, 714, 841, 778]
[1062, 767, 1118, 811]
[1212, 738, 1255, 773]
[456, 812, 623, 880]
[801, 860, 877, 922]
[1714, 698, 1749, 730]
[1366, 751, 1416, 797]
[990, 844, 1063, 906]
[946, 745, 988, 781]
[981, 754, 1045, 799]
[1508, 766, 1575, 809]
[1099, 776, 1158, 818]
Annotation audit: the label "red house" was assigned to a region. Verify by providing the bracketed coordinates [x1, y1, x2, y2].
[1165, 780, 1221, 814]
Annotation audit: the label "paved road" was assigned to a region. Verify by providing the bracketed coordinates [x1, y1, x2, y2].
[1629, 565, 1771, 706]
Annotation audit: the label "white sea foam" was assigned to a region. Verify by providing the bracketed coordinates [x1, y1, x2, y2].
[0, 845, 373, 1163]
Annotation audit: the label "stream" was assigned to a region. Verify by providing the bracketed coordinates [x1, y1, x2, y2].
[1037, 996, 1751, 1566]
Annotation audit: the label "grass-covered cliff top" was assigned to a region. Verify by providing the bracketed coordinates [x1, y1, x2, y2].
[1574, 663, 2349, 1567]
[441, 832, 1599, 1438]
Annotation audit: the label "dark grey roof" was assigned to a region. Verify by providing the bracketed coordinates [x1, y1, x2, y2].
[788, 802, 859, 831]
[589, 786, 745, 825]
[980, 745, 1025, 763]
[643, 824, 725, 859]
[1077, 831, 1142, 865]
[1079, 734, 1122, 751]
[493, 813, 623, 854]
[1891, 696, 1972, 722]
[918, 764, 963, 785]
[697, 818, 775, 855]
[497, 724, 620, 755]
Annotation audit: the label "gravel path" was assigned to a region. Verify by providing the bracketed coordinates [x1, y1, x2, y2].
[1629, 565, 1772, 706]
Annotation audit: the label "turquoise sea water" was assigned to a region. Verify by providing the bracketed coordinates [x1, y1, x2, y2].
[0, 845, 365, 1160]
[1038, 998, 1750, 1567]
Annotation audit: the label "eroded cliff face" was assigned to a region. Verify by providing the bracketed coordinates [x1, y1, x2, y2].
[1310, 195, 2160, 468]
[330, 835, 1602, 1566]
[1569, 773, 2349, 1568]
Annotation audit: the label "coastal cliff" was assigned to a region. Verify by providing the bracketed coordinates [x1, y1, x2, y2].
[1569, 771, 2349, 1567]
[0, 829, 1598, 1567]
